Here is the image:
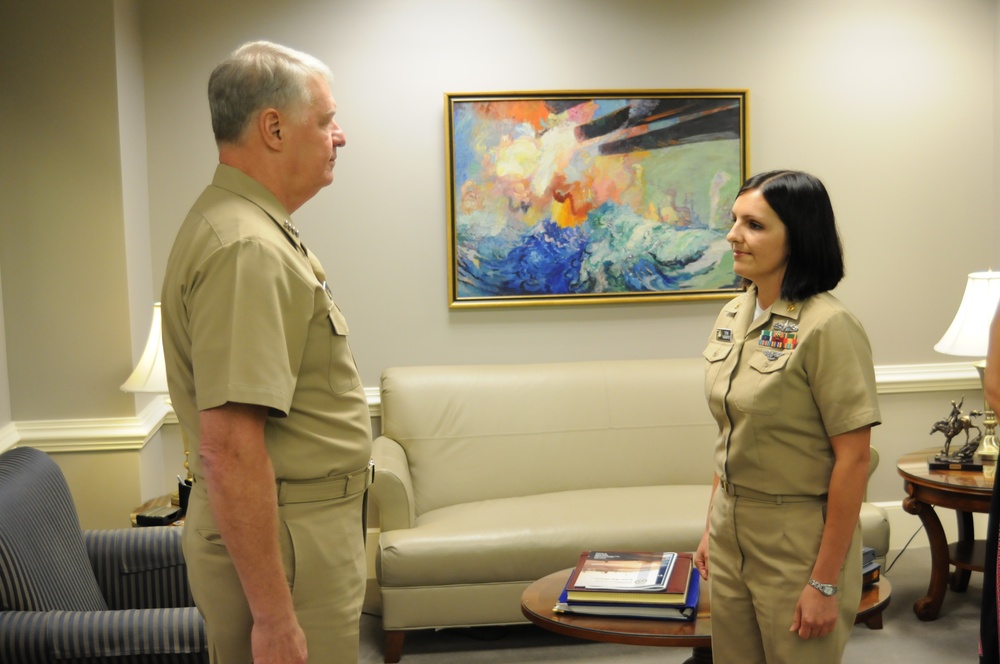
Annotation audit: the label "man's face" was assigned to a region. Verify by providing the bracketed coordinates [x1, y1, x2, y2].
[283, 75, 346, 202]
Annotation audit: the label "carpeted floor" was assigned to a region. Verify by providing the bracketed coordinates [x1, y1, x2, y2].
[358, 542, 983, 663]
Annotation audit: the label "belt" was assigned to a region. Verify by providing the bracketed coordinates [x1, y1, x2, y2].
[276, 460, 375, 505]
[719, 479, 825, 505]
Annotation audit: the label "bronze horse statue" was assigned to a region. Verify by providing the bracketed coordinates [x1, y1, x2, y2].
[930, 397, 982, 459]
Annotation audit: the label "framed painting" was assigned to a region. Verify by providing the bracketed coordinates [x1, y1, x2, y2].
[445, 90, 749, 308]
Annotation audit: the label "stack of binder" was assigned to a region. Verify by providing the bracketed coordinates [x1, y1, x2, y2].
[862, 546, 881, 587]
[554, 550, 699, 620]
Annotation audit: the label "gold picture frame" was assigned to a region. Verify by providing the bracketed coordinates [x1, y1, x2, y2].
[445, 89, 749, 308]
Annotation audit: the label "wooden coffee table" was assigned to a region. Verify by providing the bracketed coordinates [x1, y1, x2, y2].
[521, 568, 891, 663]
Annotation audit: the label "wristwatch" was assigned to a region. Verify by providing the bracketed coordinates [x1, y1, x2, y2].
[808, 578, 838, 596]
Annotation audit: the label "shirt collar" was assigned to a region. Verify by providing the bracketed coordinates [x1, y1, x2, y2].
[211, 164, 306, 254]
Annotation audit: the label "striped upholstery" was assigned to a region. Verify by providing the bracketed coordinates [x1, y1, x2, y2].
[0, 608, 207, 663]
[0, 611, 47, 663]
[0, 447, 107, 612]
[0, 448, 208, 663]
[84, 528, 194, 610]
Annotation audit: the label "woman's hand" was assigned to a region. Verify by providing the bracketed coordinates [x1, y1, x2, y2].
[694, 529, 710, 580]
[789, 584, 838, 639]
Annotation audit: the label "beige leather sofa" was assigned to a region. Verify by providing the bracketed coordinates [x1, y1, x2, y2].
[370, 358, 889, 662]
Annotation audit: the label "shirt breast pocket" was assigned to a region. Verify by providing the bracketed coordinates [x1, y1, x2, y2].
[735, 350, 791, 415]
[327, 304, 361, 395]
[703, 342, 733, 404]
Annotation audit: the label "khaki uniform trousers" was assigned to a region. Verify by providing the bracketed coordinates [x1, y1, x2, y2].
[183, 479, 368, 664]
[709, 487, 862, 664]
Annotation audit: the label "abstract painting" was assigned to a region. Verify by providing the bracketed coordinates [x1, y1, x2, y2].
[445, 90, 748, 307]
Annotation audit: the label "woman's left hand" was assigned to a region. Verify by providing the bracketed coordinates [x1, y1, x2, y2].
[789, 585, 838, 639]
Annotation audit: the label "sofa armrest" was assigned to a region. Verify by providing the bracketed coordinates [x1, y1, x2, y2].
[865, 446, 880, 501]
[371, 436, 416, 531]
[83, 527, 194, 610]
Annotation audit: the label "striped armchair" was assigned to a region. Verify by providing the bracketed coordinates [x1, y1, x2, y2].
[0, 447, 207, 663]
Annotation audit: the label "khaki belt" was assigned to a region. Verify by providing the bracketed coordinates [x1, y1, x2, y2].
[277, 460, 375, 505]
[719, 479, 825, 505]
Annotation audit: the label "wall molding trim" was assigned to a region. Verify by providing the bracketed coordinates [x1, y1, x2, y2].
[0, 361, 983, 454]
[0, 421, 18, 452]
[6, 396, 176, 453]
[873, 361, 980, 394]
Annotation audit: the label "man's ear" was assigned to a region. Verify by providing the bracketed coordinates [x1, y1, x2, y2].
[260, 109, 283, 151]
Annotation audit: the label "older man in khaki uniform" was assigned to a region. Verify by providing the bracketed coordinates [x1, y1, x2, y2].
[161, 42, 371, 664]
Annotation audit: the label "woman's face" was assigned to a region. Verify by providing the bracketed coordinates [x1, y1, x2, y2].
[726, 189, 789, 294]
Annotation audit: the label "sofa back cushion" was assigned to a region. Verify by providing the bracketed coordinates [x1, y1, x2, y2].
[379, 358, 716, 515]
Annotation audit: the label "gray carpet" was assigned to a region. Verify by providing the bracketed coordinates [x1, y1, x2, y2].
[358, 543, 983, 663]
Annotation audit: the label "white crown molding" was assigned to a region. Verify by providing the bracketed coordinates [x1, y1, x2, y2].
[0, 421, 18, 453]
[873, 361, 980, 394]
[8, 396, 176, 453]
[366, 386, 381, 418]
[0, 363, 980, 455]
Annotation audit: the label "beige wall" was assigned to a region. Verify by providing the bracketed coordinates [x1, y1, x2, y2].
[137, 0, 1000, 511]
[0, 0, 136, 422]
[0, 0, 998, 530]
[0, 267, 9, 429]
[141, 0, 997, 382]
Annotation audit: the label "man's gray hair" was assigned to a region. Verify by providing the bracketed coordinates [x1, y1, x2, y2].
[208, 40, 333, 145]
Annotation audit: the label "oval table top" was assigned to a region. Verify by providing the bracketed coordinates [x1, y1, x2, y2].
[520, 566, 711, 648]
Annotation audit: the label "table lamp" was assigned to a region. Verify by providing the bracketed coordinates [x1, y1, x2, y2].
[934, 271, 1000, 460]
[121, 302, 192, 504]
[120, 302, 169, 394]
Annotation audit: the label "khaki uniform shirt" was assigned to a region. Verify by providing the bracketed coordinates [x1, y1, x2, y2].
[703, 285, 880, 496]
[161, 164, 372, 481]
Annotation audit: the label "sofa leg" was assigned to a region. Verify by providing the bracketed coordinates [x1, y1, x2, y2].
[383, 630, 405, 663]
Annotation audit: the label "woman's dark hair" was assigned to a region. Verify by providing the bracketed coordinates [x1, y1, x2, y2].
[736, 170, 844, 301]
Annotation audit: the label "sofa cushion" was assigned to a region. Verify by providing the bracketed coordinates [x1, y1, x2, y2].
[379, 359, 716, 516]
[377, 485, 713, 587]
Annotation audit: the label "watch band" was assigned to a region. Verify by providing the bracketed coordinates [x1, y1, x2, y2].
[808, 578, 838, 596]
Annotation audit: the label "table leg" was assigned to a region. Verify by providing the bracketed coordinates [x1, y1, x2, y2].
[950, 510, 975, 592]
[903, 494, 949, 620]
[683, 645, 713, 663]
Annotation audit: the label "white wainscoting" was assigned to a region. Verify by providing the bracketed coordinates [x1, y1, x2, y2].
[0, 361, 988, 553]
[0, 389, 381, 454]
[0, 362, 981, 454]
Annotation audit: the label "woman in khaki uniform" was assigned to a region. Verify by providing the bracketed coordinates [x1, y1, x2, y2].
[693, 170, 880, 664]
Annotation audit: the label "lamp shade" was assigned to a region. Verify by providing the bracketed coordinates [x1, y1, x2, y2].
[934, 271, 1000, 357]
[120, 302, 169, 393]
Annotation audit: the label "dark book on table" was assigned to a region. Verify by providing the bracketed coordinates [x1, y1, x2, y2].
[555, 565, 700, 621]
[567, 550, 676, 593]
[565, 551, 693, 605]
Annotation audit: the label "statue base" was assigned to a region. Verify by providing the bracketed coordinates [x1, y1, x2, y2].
[927, 454, 993, 471]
